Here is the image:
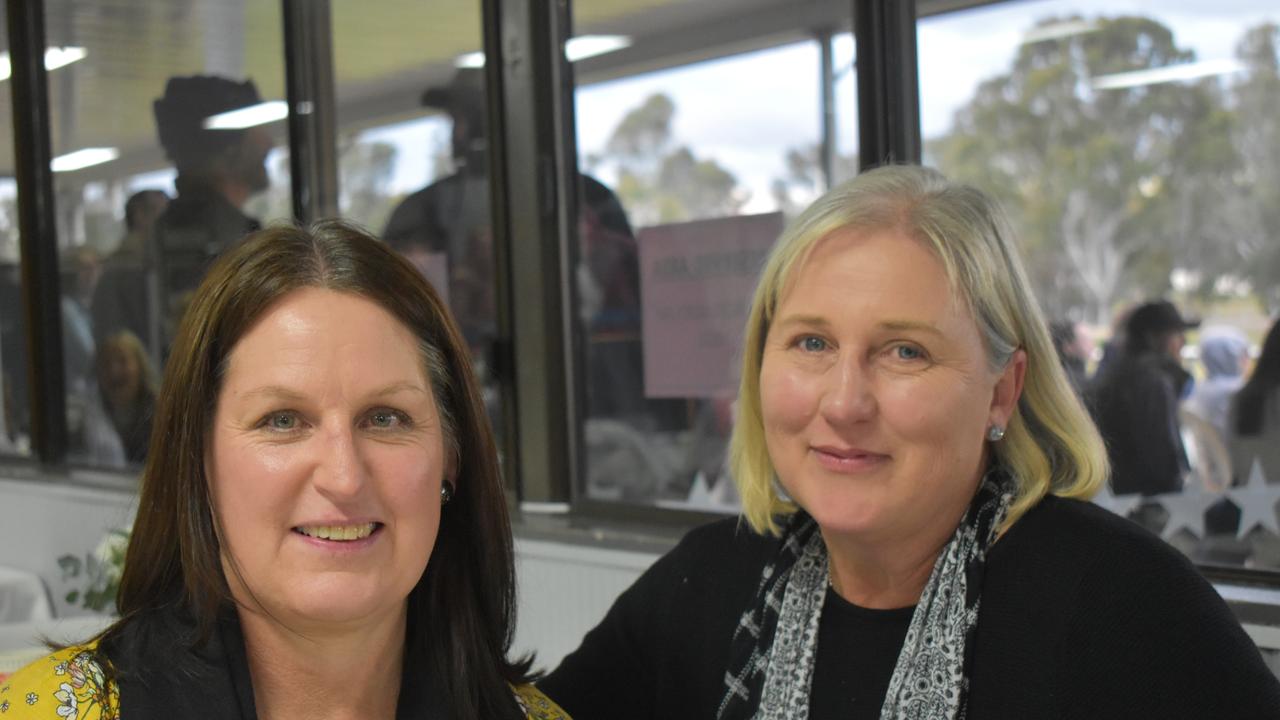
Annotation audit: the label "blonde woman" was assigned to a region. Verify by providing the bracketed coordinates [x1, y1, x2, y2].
[542, 166, 1280, 718]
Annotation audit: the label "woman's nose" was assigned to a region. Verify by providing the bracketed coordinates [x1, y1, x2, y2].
[818, 354, 875, 426]
[312, 425, 369, 498]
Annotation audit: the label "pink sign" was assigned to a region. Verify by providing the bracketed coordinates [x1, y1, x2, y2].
[639, 212, 784, 398]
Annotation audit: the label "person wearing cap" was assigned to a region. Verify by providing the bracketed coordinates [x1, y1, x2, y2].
[1089, 299, 1200, 496]
[383, 69, 650, 422]
[151, 75, 272, 354]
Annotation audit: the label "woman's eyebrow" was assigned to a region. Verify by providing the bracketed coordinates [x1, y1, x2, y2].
[877, 320, 944, 337]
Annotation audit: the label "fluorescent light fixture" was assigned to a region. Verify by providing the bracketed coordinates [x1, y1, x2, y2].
[454, 35, 632, 68]
[0, 46, 88, 82]
[566, 35, 632, 62]
[203, 100, 289, 130]
[454, 52, 484, 69]
[1091, 58, 1245, 91]
[1022, 20, 1097, 45]
[51, 147, 118, 173]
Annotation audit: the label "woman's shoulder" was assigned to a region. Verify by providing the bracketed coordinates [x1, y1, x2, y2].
[0, 642, 118, 719]
[993, 494, 1218, 604]
[513, 683, 573, 719]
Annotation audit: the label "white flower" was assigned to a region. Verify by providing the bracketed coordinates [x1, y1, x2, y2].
[54, 683, 77, 717]
[24, 692, 36, 705]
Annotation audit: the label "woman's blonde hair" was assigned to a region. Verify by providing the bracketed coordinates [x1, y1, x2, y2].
[729, 165, 1107, 535]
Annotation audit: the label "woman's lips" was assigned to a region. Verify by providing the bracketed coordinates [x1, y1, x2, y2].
[811, 445, 890, 473]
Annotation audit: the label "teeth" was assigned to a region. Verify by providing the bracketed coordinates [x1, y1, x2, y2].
[297, 523, 376, 541]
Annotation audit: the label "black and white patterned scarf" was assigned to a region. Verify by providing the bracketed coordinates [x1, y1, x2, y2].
[717, 466, 1015, 720]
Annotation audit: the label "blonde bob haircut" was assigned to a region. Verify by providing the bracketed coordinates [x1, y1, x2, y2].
[729, 165, 1107, 536]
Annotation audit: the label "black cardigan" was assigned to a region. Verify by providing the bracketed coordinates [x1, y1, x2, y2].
[541, 496, 1280, 719]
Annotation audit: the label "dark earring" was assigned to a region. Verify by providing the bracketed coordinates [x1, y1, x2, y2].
[441, 481, 455, 505]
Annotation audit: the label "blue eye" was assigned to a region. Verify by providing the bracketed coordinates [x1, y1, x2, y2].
[894, 344, 923, 361]
[264, 412, 299, 431]
[799, 336, 828, 353]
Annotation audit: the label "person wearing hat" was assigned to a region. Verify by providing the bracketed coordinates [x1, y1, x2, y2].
[151, 75, 272, 355]
[1089, 299, 1200, 496]
[384, 69, 651, 422]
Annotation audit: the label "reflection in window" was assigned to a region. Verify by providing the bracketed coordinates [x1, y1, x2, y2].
[574, 41, 825, 510]
[333, 3, 508, 447]
[920, 1, 1280, 571]
[40, 1, 292, 471]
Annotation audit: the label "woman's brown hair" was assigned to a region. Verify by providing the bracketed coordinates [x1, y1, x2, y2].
[104, 220, 529, 718]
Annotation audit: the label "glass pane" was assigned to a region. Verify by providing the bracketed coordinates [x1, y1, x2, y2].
[332, 3, 506, 448]
[0, 10, 28, 458]
[920, 1, 1280, 572]
[573, 15, 827, 510]
[43, 0, 291, 471]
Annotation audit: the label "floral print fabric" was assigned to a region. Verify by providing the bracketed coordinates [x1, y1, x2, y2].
[0, 645, 117, 719]
[2, 642, 569, 719]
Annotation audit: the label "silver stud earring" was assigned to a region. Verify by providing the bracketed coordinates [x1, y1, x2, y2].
[986, 425, 1006, 442]
[440, 481, 455, 505]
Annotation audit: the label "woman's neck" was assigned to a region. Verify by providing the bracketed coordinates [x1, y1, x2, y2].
[237, 605, 407, 720]
[824, 536, 942, 610]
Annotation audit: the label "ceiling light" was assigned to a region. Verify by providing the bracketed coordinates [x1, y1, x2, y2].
[0, 46, 88, 82]
[51, 147, 118, 173]
[453, 35, 632, 68]
[1091, 59, 1245, 91]
[203, 100, 290, 129]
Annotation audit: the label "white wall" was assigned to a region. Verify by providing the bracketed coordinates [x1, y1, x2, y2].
[512, 537, 658, 672]
[0, 476, 137, 619]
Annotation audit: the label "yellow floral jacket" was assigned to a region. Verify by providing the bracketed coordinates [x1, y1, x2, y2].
[1, 643, 570, 719]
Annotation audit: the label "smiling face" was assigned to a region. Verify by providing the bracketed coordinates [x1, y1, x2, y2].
[759, 227, 1023, 550]
[207, 287, 447, 632]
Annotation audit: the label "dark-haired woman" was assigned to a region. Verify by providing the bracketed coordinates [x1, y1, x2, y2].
[1229, 317, 1280, 487]
[4, 222, 568, 720]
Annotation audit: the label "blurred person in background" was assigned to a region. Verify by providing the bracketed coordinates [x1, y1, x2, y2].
[93, 189, 170, 356]
[1229, 317, 1280, 486]
[1188, 327, 1251, 441]
[152, 75, 270, 351]
[1089, 299, 1199, 496]
[79, 330, 158, 468]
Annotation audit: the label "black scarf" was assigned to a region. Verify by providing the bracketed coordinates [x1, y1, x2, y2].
[100, 603, 445, 719]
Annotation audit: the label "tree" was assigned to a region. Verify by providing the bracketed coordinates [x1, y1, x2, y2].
[589, 92, 746, 226]
[770, 144, 859, 217]
[931, 15, 1237, 323]
[1229, 23, 1280, 312]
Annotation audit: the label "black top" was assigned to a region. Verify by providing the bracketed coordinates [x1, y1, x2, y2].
[811, 591, 912, 719]
[540, 496, 1280, 719]
[101, 604, 446, 719]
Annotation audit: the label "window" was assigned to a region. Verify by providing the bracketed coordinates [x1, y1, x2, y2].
[41, 0, 291, 471]
[920, 0, 1280, 572]
[571, 13, 838, 511]
[332, 1, 506, 458]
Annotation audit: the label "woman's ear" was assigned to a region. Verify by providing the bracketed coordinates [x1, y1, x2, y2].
[989, 348, 1027, 429]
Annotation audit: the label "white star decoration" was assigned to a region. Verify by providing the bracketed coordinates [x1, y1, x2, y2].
[1227, 458, 1280, 538]
[1156, 481, 1209, 539]
[1091, 480, 1140, 518]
